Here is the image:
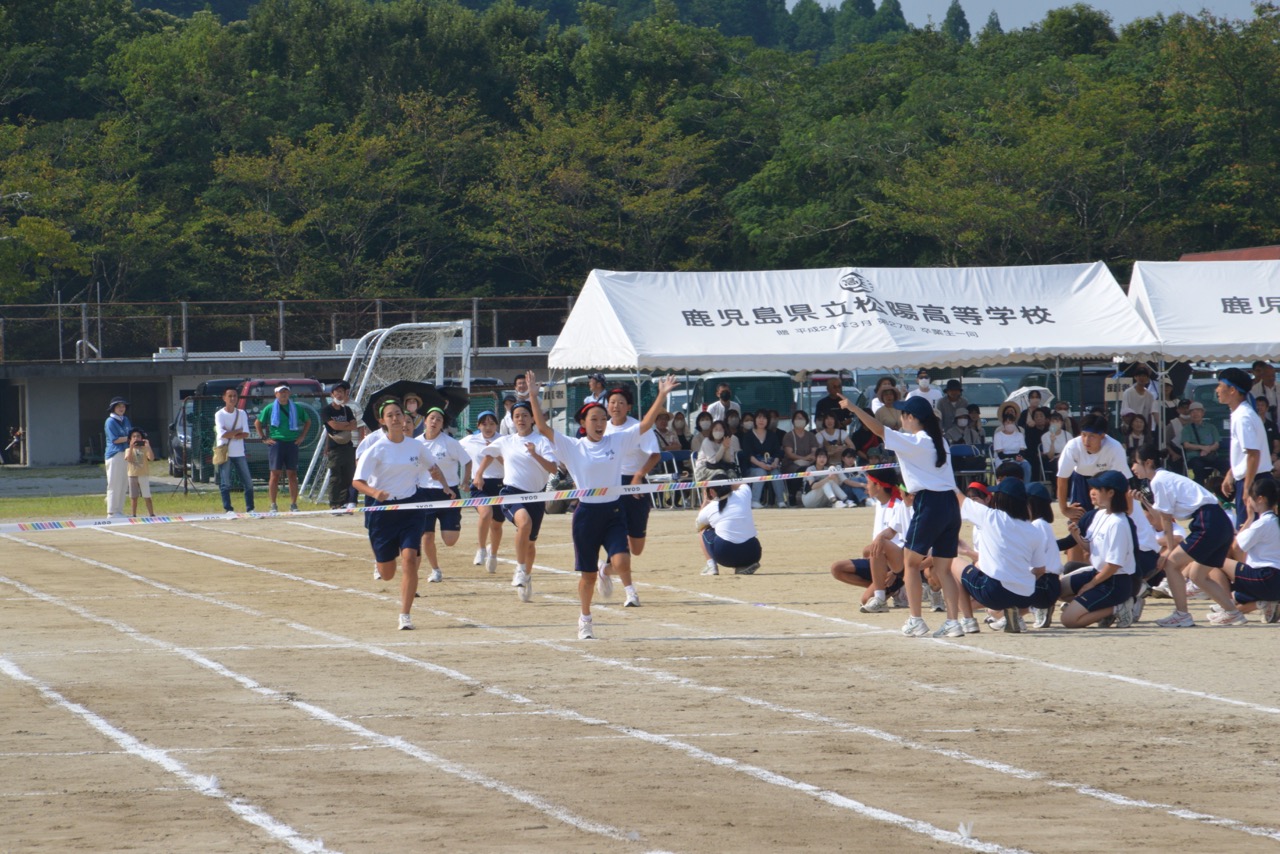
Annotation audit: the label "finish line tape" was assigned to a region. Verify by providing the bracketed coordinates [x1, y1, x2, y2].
[0, 464, 902, 534]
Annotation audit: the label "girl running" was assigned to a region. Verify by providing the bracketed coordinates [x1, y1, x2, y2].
[603, 385, 662, 607]
[696, 482, 763, 576]
[1210, 478, 1280, 622]
[1056, 470, 1136, 629]
[829, 467, 910, 612]
[417, 407, 472, 584]
[459, 410, 504, 573]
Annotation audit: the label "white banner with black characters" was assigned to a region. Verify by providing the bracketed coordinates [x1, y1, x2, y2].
[1129, 260, 1280, 362]
[549, 262, 1160, 372]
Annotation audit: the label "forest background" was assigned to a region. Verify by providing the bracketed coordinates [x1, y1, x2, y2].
[3, 0, 1280, 312]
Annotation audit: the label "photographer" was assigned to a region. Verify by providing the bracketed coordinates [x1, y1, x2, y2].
[103, 397, 133, 517]
[124, 429, 155, 517]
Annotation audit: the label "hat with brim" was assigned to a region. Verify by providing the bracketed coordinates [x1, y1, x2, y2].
[893, 396, 934, 421]
[361, 380, 468, 431]
[1087, 470, 1128, 493]
[994, 478, 1027, 499]
[107, 396, 129, 411]
[274, 384, 290, 393]
[1027, 482, 1053, 501]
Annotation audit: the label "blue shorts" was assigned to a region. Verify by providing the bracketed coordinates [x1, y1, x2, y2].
[848, 558, 905, 593]
[1232, 563, 1280, 604]
[1068, 472, 1094, 511]
[903, 489, 961, 559]
[703, 529, 762, 569]
[417, 487, 462, 533]
[619, 475, 652, 539]
[1028, 573, 1062, 609]
[1066, 569, 1132, 612]
[267, 440, 299, 472]
[961, 565, 1035, 610]
[367, 497, 427, 563]
[1136, 549, 1159, 585]
[1180, 503, 1234, 568]
[500, 486, 546, 541]
[477, 478, 505, 523]
[572, 501, 628, 572]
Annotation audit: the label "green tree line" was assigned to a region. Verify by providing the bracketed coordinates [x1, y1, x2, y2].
[2, 0, 1280, 307]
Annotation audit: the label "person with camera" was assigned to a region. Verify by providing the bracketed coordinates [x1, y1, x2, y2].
[103, 397, 133, 517]
[124, 429, 155, 517]
[215, 387, 255, 515]
[321, 381, 361, 510]
[255, 384, 312, 513]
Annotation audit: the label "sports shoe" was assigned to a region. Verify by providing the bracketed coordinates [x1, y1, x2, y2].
[373, 566, 383, 581]
[512, 569, 524, 587]
[1131, 596, 1145, 622]
[578, 616, 594, 640]
[1113, 598, 1135, 629]
[596, 567, 614, 599]
[1148, 579, 1173, 599]
[269, 503, 279, 514]
[751, 501, 764, 509]
[486, 554, 497, 575]
[345, 502, 357, 511]
[929, 588, 946, 612]
[224, 510, 238, 518]
[933, 619, 964, 638]
[702, 560, 719, 576]
[623, 588, 641, 607]
[1260, 600, 1280, 623]
[473, 548, 486, 566]
[1031, 606, 1052, 629]
[289, 503, 299, 513]
[398, 613, 414, 631]
[1185, 580, 1208, 600]
[1098, 614, 1117, 628]
[988, 615, 1007, 631]
[1208, 608, 1248, 626]
[518, 575, 533, 602]
[860, 597, 890, 614]
[960, 617, 980, 634]
[1155, 610, 1194, 628]
[901, 616, 930, 637]
[427, 568, 443, 583]
[891, 589, 908, 608]
[735, 562, 760, 575]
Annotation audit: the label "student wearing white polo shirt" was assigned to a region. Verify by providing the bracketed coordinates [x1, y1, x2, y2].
[1056, 413, 1130, 561]
[829, 467, 910, 611]
[1026, 482, 1064, 628]
[1211, 477, 1280, 622]
[696, 482, 762, 575]
[1056, 471, 1136, 629]
[603, 385, 662, 608]
[1217, 367, 1275, 529]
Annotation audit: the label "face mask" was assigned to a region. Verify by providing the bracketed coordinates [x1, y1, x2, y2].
[712, 430, 725, 440]
[1002, 423, 1016, 434]
[793, 418, 806, 428]
[956, 417, 968, 427]
[719, 391, 731, 402]
[1050, 424, 1061, 433]
[698, 420, 711, 432]
[727, 417, 740, 427]
[918, 379, 930, 390]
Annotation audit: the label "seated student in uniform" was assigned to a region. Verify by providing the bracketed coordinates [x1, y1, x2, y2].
[697, 482, 763, 576]
[829, 467, 910, 612]
[1203, 478, 1280, 622]
[1055, 471, 1138, 628]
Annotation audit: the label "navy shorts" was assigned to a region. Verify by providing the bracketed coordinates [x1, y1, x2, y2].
[702, 528, 762, 569]
[267, 440, 299, 472]
[903, 489, 961, 559]
[848, 558, 905, 593]
[417, 487, 462, 533]
[619, 475, 652, 540]
[500, 486, 547, 541]
[1180, 503, 1234, 568]
[1068, 471, 1094, 511]
[477, 478, 505, 523]
[1231, 563, 1280, 604]
[1028, 573, 1062, 608]
[961, 565, 1035, 610]
[572, 501, 629, 572]
[1136, 549, 1159, 585]
[1066, 569, 1132, 612]
[367, 498, 426, 563]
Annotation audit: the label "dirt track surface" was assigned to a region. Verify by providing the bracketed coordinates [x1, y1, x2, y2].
[2, 505, 1278, 853]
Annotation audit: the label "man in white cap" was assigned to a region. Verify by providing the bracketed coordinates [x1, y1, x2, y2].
[255, 384, 312, 512]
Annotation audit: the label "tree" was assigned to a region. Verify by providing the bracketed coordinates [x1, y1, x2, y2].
[868, 0, 910, 43]
[1039, 3, 1117, 58]
[833, 0, 876, 49]
[978, 10, 1002, 40]
[942, 0, 970, 44]
[790, 0, 835, 55]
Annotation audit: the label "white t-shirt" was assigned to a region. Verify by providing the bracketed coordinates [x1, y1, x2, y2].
[550, 426, 643, 503]
[872, 496, 911, 548]
[355, 428, 386, 460]
[353, 435, 439, 502]
[992, 428, 1026, 456]
[1228, 403, 1273, 478]
[604, 416, 661, 475]
[706, 400, 741, 423]
[1041, 429, 1069, 457]
[1085, 510, 1135, 576]
[1120, 384, 1155, 419]
[906, 386, 943, 407]
[214, 407, 249, 457]
[1237, 511, 1280, 568]
[881, 428, 954, 493]
[459, 431, 503, 480]
[960, 500, 1045, 596]
[479, 431, 557, 492]
[1149, 469, 1217, 519]
[696, 486, 757, 544]
[417, 432, 470, 488]
[1056, 434, 1129, 479]
[1031, 518, 1064, 574]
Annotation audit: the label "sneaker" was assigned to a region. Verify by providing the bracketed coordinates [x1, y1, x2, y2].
[1131, 596, 1145, 622]
[988, 616, 1007, 631]
[1031, 606, 1052, 629]
[891, 589, 908, 608]
[701, 560, 719, 576]
[735, 562, 760, 575]
[623, 588, 641, 607]
[518, 575, 533, 602]
[596, 566, 614, 599]
[1185, 580, 1208, 600]
[960, 617, 980, 634]
[1149, 579, 1173, 599]
[930, 588, 946, 612]
[512, 569, 524, 587]
[486, 554, 498, 575]
[473, 548, 486, 566]
[289, 503, 299, 513]
[578, 616, 594, 640]
[1260, 601, 1280, 623]
[860, 598, 890, 614]
[345, 502, 357, 511]
[398, 614, 414, 631]
[373, 567, 382, 581]
[1155, 610, 1195, 628]
[933, 619, 964, 638]
[1113, 598, 1135, 629]
[224, 510, 238, 518]
[269, 503, 279, 514]
[1098, 614, 1117, 628]
[1208, 608, 1248, 626]
[427, 568, 443, 583]
[901, 616, 930, 637]
[751, 501, 764, 509]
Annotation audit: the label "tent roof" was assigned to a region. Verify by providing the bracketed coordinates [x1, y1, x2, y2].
[549, 263, 1159, 372]
[1129, 260, 1280, 361]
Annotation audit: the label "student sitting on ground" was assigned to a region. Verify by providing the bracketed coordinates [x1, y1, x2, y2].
[1054, 471, 1137, 629]
[829, 467, 910, 612]
[1206, 477, 1280, 622]
[800, 448, 850, 508]
[697, 482, 762, 576]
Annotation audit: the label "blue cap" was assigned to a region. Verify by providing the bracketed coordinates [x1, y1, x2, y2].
[475, 410, 498, 426]
[1087, 470, 1128, 493]
[1027, 482, 1052, 501]
[993, 478, 1026, 499]
[893, 396, 934, 421]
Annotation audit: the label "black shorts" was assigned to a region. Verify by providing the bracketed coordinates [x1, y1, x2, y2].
[848, 558, 904, 592]
[572, 501, 628, 572]
[267, 440, 299, 472]
[417, 487, 462, 533]
[961, 565, 1034, 610]
[618, 475, 652, 539]
[367, 497, 426, 562]
[500, 486, 546, 540]
[703, 529, 762, 569]
[903, 489, 961, 559]
[477, 477, 505, 522]
[1180, 503, 1234, 569]
[1067, 569, 1132, 612]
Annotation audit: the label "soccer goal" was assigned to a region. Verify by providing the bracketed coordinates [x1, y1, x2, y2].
[300, 321, 472, 503]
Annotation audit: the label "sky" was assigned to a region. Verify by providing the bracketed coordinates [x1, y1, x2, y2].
[897, 0, 1259, 31]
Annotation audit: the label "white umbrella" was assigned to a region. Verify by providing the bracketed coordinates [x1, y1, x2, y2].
[1004, 385, 1055, 413]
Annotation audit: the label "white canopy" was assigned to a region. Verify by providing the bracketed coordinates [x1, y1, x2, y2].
[1129, 260, 1280, 361]
[549, 263, 1159, 372]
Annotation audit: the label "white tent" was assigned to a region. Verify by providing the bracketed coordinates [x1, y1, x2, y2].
[1129, 260, 1280, 361]
[549, 263, 1160, 372]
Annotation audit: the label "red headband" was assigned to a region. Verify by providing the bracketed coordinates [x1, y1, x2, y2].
[576, 401, 607, 423]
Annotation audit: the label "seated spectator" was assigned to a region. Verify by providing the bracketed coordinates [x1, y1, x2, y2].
[944, 408, 984, 446]
[707, 382, 740, 423]
[1181, 402, 1226, 482]
[992, 412, 1033, 482]
[690, 412, 714, 456]
[1053, 400, 1079, 436]
[814, 376, 852, 430]
[694, 420, 741, 484]
[937, 379, 968, 431]
[1120, 365, 1156, 426]
[727, 410, 745, 440]
[742, 411, 786, 508]
[1015, 390, 1049, 430]
[1165, 399, 1191, 474]
[1158, 381, 1181, 426]
[837, 447, 869, 505]
[801, 448, 853, 508]
[997, 401, 1021, 426]
[868, 377, 899, 414]
[815, 411, 851, 455]
[872, 385, 902, 431]
[654, 410, 682, 452]
[782, 410, 820, 505]
[1256, 398, 1280, 465]
[671, 411, 691, 451]
[1121, 412, 1150, 455]
[1024, 407, 1050, 481]
[1041, 411, 1070, 472]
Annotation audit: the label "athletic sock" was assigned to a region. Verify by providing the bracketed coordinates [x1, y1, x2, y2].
[624, 584, 636, 595]
[874, 590, 886, 603]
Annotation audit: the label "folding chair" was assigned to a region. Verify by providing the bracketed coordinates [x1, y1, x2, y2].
[950, 443, 989, 488]
[648, 451, 693, 509]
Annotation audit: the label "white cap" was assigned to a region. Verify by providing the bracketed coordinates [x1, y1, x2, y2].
[274, 384, 290, 393]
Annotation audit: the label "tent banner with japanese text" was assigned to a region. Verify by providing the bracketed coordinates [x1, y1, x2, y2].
[549, 262, 1160, 372]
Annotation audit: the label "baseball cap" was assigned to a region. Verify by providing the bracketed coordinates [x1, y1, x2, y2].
[1087, 470, 1128, 492]
[331, 380, 350, 392]
[588, 371, 606, 384]
[274, 384, 290, 393]
[966, 481, 990, 496]
[1188, 401, 1205, 411]
[893, 396, 934, 421]
[993, 478, 1026, 499]
[1027, 482, 1052, 501]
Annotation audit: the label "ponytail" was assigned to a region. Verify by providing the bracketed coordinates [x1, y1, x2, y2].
[917, 409, 947, 468]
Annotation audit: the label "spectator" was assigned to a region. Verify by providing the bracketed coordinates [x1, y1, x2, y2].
[936, 379, 968, 431]
[255, 384, 312, 513]
[964, 402, 985, 437]
[321, 381, 360, 510]
[869, 376, 899, 413]
[512, 373, 532, 404]
[707, 383, 740, 423]
[498, 394, 517, 435]
[670, 411, 691, 451]
[1053, 400, 1079, 436]
[1181, 402, 1225, 483]
[905, 368, 943, 407]
[1252, 360, 1279, 429]
[1257, 398, 1280, 463]
[1024, 407, 1050, 481]
[583, 372, 608, 407]
[124, 429, 155, 517]
[992, 412, 1032, 482]
[1041, 411, 1070, 473]
[103, 396, 133, 517]
[690, 412, 714, 456]
[944, 408, 983, 446]
[836, 448, 870, 505]
[814, 376, 851, 429]
[1121, 412, 1151, 455]
[1120, 365, 1156, 425]
[403, 392, 426, 438]
[814, 411, 851, 455]
[654, 410, 682, 452]
[694, 419, 740, 484]
[215, 387, 254, 515]
[782, 410, 820, 505]
[1165, 399, 1192, 474]
[1158, 381, 1181, 426]
[873, 385, 903, 431]
[725, 410, 744, 440]
[1015, 390, 1049, 430]
[742, 410, 785, 508]
[800, 448, 848, 508]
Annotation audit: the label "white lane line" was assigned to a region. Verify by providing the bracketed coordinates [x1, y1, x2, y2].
[0, 655, 335, 854]
[73, 529, 1280, 844]
[0, 574, 640, 847]
[11, 534, 1030, 854]
[191, 524, 350, 556]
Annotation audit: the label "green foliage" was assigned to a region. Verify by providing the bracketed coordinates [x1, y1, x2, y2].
[942, 0, 970, 45]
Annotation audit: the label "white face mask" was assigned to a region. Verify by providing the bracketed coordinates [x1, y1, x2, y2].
[698, 420, 711, 432]
[1050, 423, 1061, 433]
[918, 378, 930, 390]
[1002, 423, 1016, 434]
[956, 417, 969, 427]
[712, 430, 725, 440]
[793, 418, 806, 428]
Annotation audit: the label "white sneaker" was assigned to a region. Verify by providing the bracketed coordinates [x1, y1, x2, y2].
[702, 560, 719, 576]
[1113, 598, 1135, 629]
[1155, 610, 1195, 628]
[398, 614, 414, 631]
[1149, 579, 1173, 599]
[596, 565, 614, 599]
[891, 589, 908, 608]
[224, 510, 238, 518]
[860, 597, 890, 614]
[486, 554, 498, 574]
[373, 566, 382, 581]
[751, 501, 764, 509]
[960, 617, 980, 634]
[427, 568, 443, 583]
[933, 619, 964, 638]
[473, 548, 486, 566]
[578, 616, 594, 640]
[512, 569, 524, 587]
[901, 616, 930, 637]
[1260, 600, 1280, 623]
[1185, 580, 1208, 600]
[345, 502, 357, 511]
[929, 588, 946, 612]
[1030, 606, 1052, 628]
[624, 588, 640, 607]
[518, 575, 533, 602]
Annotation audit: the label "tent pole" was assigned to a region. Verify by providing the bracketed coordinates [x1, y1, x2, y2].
[1054, 357, 1061, 402]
